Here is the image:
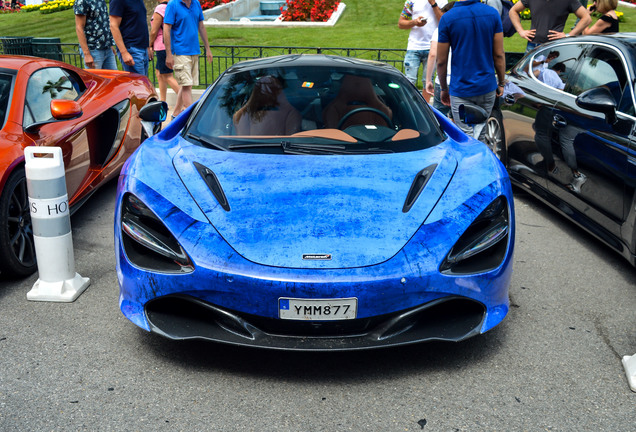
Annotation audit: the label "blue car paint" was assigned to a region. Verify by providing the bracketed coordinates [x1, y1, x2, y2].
[115, 129, 514, 336]
[172, 142, 458, 268]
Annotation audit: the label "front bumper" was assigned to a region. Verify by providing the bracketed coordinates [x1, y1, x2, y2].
[144, 294, 486, 351]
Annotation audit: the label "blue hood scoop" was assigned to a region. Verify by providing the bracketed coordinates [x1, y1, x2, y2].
[173, 143, 457, 269]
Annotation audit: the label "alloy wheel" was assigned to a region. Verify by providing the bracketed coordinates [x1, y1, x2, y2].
[0, 170, 37, 277]
[484, 115, 504, 162]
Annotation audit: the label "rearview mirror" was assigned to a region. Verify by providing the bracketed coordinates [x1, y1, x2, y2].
[24, 100, 83, 134]
[139, 101, 168, 123]
[576, 86, 617, 124]
[50, 99, 82, 120]
[139, 101, 168, 138]
[458, 104, 488, 126]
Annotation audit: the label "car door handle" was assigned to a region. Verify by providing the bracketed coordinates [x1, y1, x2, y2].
[552, 114, 567, 128]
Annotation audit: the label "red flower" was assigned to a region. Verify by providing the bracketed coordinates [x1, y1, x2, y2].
[281, 0, 339, 22]
[201, 0, 236, 9]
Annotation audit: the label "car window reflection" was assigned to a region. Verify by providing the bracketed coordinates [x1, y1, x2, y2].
[24, 68, 82, 127]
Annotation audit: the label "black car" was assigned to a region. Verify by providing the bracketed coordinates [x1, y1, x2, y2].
[487, 34, 636, 266]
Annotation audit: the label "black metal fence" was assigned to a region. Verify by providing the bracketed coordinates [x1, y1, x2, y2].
[70, 44, 408, 87]
[0, 38, 524, 88]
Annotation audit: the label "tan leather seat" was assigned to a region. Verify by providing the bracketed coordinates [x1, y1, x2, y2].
[322, 75, 392, 129]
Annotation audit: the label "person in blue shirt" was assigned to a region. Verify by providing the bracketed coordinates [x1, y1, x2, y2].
[109, 0, 150, 76]
[436, 0, 505, 141]
[164, 0, 213, 118]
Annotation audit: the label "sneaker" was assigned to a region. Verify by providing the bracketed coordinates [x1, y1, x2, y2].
[548, 165, 559, 177]
[568, 172, 587, 193]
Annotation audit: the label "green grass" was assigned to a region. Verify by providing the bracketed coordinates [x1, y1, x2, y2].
[3, 0, 636, 52]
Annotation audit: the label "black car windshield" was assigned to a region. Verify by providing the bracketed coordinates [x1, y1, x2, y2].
[185, 64, 445, 154]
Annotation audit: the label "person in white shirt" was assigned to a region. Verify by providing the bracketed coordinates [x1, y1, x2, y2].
[424, 1, 455, 116]
[538, 62, 566, 90]
[399, 0, 448, 90]
[532, 50, 559, 77]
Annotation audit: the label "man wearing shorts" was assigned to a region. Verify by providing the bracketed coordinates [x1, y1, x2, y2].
[164, 0, 213, 118]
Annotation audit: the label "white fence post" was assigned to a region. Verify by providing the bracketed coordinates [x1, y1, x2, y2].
[24, 147, 89, 302]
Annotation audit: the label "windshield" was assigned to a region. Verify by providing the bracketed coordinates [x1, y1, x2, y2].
[185, 64, 445, 154]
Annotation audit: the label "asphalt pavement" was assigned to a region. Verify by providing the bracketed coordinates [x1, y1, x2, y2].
[0, 180, 634, 431]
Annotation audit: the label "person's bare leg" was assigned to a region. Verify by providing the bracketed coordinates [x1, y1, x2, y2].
[161, 73, 181, 112]
[157, 72, 167, 102]
[182, 85, 193, 109]
[173, 88, 184, 117]
[165, 74, 180, 94]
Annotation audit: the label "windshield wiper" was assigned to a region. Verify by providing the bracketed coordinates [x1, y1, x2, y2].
[226, 140, 392, 154]
[282, 141, 347, 153]
[227, 142, 282, 150]
[284, 141, 394, 154]
[186, 133, 229, 151]
[227, 140, 347, 154]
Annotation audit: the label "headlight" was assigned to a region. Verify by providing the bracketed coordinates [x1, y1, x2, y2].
[440, 196, 509, 274]
[120, 193, 194, 273]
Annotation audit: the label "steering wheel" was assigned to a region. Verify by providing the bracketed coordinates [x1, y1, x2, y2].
[337, 107, 394, 130]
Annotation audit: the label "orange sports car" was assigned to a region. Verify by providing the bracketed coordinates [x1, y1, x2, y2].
[0, 55, 159, 278]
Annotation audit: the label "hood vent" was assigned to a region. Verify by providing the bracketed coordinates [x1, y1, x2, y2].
[402, 164, 437, 213]
[193, 161, 231, 211]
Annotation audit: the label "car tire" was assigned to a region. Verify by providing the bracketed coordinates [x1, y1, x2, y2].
[484, 109, 507, 165]
[0, 169, 37, 278]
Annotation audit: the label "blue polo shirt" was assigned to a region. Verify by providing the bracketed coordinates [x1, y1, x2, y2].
[164, 0, 205, 56]
[109, 0, 148, 49]
[438, 0, 502, 97]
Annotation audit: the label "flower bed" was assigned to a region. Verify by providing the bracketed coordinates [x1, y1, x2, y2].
[21, 0, 74, 14]
[281, 0, 339, 21]
[201, 0, 235, 8]
[0, 2, 22, 14]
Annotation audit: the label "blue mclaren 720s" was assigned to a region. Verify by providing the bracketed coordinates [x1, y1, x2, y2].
[115, 54, 515, 350]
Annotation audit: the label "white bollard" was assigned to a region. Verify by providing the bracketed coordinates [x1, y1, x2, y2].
[623, 353, 636, 392]
[24, 147, 90, 302]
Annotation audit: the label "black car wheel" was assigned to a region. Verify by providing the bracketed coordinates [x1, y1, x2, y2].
[484, 110, 507, 165]
[0, 169, 37, 278]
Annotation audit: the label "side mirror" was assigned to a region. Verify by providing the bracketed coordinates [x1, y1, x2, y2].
[458, 103, 488, 125]
[139, 100, 168, 138]
[51, 99, 82, 120]
[24, 100, 83, 134]
[576, 86, 617, 124]
[139, 100, 168, 122]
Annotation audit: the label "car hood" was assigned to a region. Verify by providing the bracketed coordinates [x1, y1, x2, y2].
[172, 142, 457, 269]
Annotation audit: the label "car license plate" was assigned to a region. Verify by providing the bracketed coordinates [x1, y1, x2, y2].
[279, 298, 357, 320]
